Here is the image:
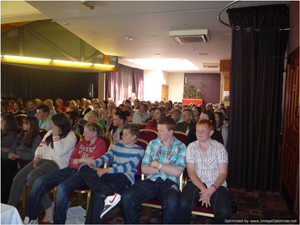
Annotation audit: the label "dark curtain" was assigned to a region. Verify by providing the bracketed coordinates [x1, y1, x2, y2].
[118, 64, 133, 101]
[105, 71, 119, 102]
[226, 5, 289, 191]
[133, 68, 144, 100]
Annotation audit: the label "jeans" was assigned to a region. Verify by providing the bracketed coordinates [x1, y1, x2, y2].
[79, 165, 131, 224]
[8, 159, 59, 208]
[121, 177, 180, 224]
[180, 181, 232, 224]
[25, 167, 85, 224]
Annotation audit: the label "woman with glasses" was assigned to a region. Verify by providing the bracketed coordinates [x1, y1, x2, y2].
[8, 113, 77, 222]
[1, 116, 41, 203]
[24, 123, 106, 224]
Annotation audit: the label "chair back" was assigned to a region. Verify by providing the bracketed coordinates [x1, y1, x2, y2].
[174, 131, 187, 144]
[15, 114, 27, 127]
[138, 129, 158, 143]
[135, 139, 148, 176]
[136, 123, 147, 130]
[100, 125, 108, 135]
[73, 131, 83, 145]
[76, 123, 84, 135]
[102, 135, 113, 152]
[39, 128, 48, 139]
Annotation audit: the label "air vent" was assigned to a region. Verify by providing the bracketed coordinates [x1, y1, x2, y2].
[202, 63, 219, 69]
[169, 29, 209, 44]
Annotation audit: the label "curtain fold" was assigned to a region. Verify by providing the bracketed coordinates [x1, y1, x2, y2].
[105, 71, 119, 102]
[133, 68, 144, 100]
[118, 64, 133, 102]
[226, 4, 289, 191]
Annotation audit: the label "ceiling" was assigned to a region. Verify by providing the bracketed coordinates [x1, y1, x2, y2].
[1, 1, 289, 73]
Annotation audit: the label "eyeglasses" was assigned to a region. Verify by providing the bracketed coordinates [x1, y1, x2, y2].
[196, 129, 209, 133]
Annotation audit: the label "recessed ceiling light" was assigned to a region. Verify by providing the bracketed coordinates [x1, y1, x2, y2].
[199, 53, 208, 55]
[63, 22, 69, 25]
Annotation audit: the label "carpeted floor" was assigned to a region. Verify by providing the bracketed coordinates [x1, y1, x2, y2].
[16, 187, 298, 224]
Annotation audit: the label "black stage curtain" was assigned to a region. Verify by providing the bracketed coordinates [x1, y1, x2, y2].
[226, 4, 289, 191]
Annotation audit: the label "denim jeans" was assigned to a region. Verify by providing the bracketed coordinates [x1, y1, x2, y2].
[180, 180, 232, 224]
[25, 167, 85, 224]
[79, 165, 131, 224]
[8, 159, 59, 208]
[121, 177, 180, 224]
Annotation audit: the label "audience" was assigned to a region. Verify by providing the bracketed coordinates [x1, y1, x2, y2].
[214, 112, 229, 149]
[171, 108, 182, 124]
[8, 113, 76, 223]
[36, 104, 52, 130]
[24, 123, 106, 224]
[124, 105, 143, 124]
[55, 98, 67, 113]
[180, 119, 231, 224]
[79, 124, 144, 223]
[109, 111, 129, 144]
[192, 106, 202, 122]
[44, 99, 57, 117]
[145, 107, 166, 132]
[175, 108, 196, 134]
[136, 102, 151, 123]
[24, 100, 37, 116]
[1, 116, 41, 203]
[1, 101, 9, 116]
[65, 111, 81, 134]
[1, 114, 20, 160]
[12, 101, 23, 115]
[79, 100, 92, 119]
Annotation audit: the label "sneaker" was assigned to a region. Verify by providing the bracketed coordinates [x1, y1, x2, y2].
[100, 193, 121, 218]
[24, 216, 38, 224]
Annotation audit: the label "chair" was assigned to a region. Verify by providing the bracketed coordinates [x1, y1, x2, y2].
[14, 114, 27, 127]
[138, 129, 158, 143]
[136, 123, 147, 130]
[135, 139, 148, 179]
[39, 128, 48, 139]
[174, 131, 187, 144]
[73, 131, 83, 145]
[140, 173, 184, 216]
[76, 123, 84, 135]
[100, 125, 109, 136]
[102, 135, 113, 152]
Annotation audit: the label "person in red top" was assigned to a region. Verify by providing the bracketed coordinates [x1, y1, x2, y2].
[145, 107, 166, 132]
[24, 122, 106, 224]
[55, 98, 67, 113]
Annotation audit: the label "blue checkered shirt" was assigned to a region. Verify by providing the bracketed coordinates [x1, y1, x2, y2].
[142, 136, 186, 184]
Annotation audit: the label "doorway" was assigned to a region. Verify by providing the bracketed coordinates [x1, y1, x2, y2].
[161, 85, 169, 101]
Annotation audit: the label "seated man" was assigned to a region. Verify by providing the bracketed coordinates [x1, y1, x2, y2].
[25, 100, 37, 116]
[135, 102, 150, 123]
[121, 117, 186, 224]
[36, 104, 51, 130]
[79, 124, 144, 224]
[180, 119, 231, 224]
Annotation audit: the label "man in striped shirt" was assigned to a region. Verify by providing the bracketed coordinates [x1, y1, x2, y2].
[79, 124, 144, 224]
[121, 117, 186, 224]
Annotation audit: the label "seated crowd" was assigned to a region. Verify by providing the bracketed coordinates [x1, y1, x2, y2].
[1, 97, 231, 224]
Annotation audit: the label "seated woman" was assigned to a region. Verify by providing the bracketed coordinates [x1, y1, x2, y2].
[180, 120, 231, 224]
[175, 108, 196, 134]
[1, 116, 41, 203]
[104, 101, 116, 127]
[55, 98, 67, 113]
[11, 101, 24, 115]
[79, 100, 92, 119]
[81, 110, 100, 125]
[24, 123, 106, 224]
[1, 114, 20, 160]
[7, 113, 76, 222]
[109, 111, 129, 144]
[214, 112, 228, 149]
[192, 106, 202, 122]
[145, 107, 166, 132]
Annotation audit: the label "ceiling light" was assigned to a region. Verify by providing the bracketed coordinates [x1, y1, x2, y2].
[63, 22, 69, 25]
[199, 53, 208, 55]
[94, 63, 115, 68]
[53, 60, 93, 66]
[202, 63, 219, 68]
[81, 1, 95, 10]
[3, 55, 52, 62]
[126, 58, 199, 71]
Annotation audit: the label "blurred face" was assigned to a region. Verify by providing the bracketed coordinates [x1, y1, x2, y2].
[150, 110, 155, 118]
[36, 109, 47, 120]
[65, 113, 73, 125]
[29, 102, 36, 110]
[87, 114, 98, 123]
[70, 101, 76, 107]
[196, 124, 213, 142]
[83, 127, 97, 142]
[147, 101, 152, 109]
[154, 109, 161, 121]
[157, 124, 172, 142]
[206, 105, 213, 111]
[164, 102, 170, 110]
[84, 101, 90, 107]
[172, 112, 181, 121]
[193, 108, 200, 118]
[134, 100, 139, 107]
[181, 111, 191, 123]
[56, 100, 62, 107]
[102, 101, 107, 109]
[112, 115, 123, 127]
[94, 103, 101, 109]
[199, 113, 209, 121]
[14, 103, 20, 111]
[215, 114, 220, 127]
[22, 120, 31, 131]
[139, 105, 145, 113]
[122, 129, 136, 146]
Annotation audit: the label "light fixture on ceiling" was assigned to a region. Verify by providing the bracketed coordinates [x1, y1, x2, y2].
[63, 22, 69, 25]
[81, 1, 95, 10]
[154, 54, 160, 57]
[124, 36, 133, 41]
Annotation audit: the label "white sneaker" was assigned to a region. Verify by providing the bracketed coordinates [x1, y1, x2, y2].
[100, 193, 121, 218]
[24, 216, 38, 224]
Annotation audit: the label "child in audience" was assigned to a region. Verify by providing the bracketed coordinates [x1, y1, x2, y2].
[79, 123, 144, 224]
[24, 123, 106, 224]
[1, 116, 41, 203]
[8, 113, 76, 222]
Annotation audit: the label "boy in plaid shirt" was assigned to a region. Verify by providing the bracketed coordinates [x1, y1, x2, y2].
[121, 117, 186, 224]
